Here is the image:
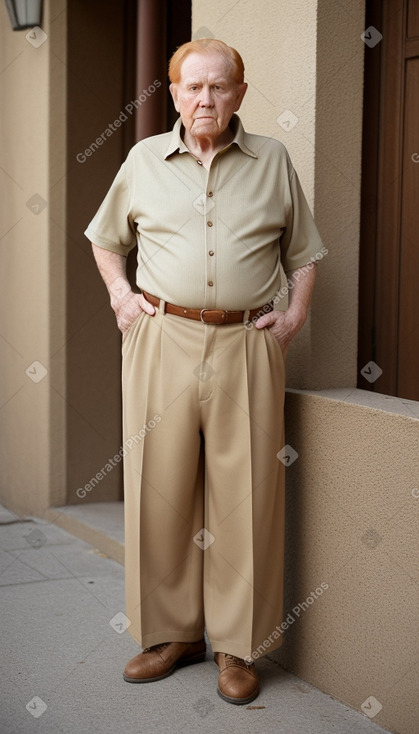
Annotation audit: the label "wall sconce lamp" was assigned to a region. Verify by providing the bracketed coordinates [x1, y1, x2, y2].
[6, 0, 43, 30]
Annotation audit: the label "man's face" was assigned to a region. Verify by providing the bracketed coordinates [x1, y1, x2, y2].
[170, 52, 247, 142]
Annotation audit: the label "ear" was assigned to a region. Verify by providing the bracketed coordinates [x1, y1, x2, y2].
[169, 83, 180, 113]
[234, 82, 248, 112]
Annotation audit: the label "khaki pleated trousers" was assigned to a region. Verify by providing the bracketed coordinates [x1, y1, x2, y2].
[121, 301, 285, 661]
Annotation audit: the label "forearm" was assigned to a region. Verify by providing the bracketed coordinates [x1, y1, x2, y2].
[91, 244, 130, 306]
[285, 264, 317, 323]
[91, 243, 155, 330]
[255, 262, 317, 350]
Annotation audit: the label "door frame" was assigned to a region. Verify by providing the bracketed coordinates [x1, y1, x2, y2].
[358, 0, 407, 396]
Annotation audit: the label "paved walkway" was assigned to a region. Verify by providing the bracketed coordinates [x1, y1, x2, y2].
[0, 504, 392, 734]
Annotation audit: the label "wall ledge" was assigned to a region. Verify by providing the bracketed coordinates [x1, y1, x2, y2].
[286, 387, 419, 421]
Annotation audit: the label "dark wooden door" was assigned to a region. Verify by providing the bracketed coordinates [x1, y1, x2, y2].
[358, 0, 419, 400]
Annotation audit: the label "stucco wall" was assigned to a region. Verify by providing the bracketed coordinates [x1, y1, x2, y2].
[311, 0, 365, 389]
[280, 390, 418, 734]
[0, 0, 67, 514]
[0, 0, 134, 514]
[192, 0, 364, 389]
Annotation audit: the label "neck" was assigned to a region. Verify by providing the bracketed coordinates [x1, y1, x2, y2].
[182, 125, 234, 167]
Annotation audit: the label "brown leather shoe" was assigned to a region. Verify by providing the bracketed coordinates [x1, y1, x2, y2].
[214, 652, 260, 705]
[123, 639, 206, 683]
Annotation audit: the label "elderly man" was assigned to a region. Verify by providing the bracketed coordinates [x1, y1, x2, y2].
[85, 39, 323, 705]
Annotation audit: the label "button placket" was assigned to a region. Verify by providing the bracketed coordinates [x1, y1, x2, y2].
[205, 177, 216, 306]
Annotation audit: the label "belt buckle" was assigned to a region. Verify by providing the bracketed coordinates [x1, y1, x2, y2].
[200, 308, 228, 325]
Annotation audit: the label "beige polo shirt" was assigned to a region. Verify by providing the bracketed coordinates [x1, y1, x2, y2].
[84, 114, 323, 310]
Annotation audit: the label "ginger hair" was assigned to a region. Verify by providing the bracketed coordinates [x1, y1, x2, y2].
[168, 39, 245, 85]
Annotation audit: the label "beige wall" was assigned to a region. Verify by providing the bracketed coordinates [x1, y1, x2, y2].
[0, 0, 67, 514]
[191, 2, 418, 733]
[311, 0, 365, 389]
[0, 1, 137, 514]
[192, 0, 364, 389]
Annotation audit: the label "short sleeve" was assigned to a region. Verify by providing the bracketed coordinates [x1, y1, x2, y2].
[280, 163, 324, 272]
[84, 161, 137, 256]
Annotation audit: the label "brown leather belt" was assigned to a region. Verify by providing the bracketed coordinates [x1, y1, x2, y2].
[142, 291, 273, 325]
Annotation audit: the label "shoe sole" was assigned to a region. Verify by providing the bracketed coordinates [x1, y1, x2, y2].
[217, 686, 260, 705]
[122, 650, 206, 683]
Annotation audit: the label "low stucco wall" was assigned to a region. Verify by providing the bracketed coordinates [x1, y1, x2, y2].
[275, 389, 419, 734]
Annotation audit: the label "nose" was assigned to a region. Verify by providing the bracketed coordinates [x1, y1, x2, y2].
[198, 85, 214, 106]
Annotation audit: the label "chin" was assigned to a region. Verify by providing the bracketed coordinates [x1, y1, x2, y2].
[193, 122, 218, 133]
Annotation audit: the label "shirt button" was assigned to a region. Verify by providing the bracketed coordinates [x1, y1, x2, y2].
[207, 221, 213, 227]
[208, 191, 213, 197]
[208, 281, 214, 287]
[209, 250, 214, 256]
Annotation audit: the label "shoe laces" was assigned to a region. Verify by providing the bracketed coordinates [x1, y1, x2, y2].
[142, 642, 169, 654]
[225, 654, 253, 669]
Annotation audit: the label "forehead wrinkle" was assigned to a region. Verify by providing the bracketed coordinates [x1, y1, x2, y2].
[183, 74, 230, 85]
[179, 54, 234, 84]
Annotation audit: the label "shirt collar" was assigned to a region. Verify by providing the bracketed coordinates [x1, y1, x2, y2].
[164, 114, 258, 160]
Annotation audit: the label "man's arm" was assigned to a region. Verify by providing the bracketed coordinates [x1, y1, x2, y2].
[91, 244, 155, 332]
[255, 264, 317, 353]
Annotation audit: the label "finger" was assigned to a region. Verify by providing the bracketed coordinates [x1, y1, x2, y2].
[118, 314, 134, 332]
[137, 293, 156, 316]
[254, 311, 279, 329]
